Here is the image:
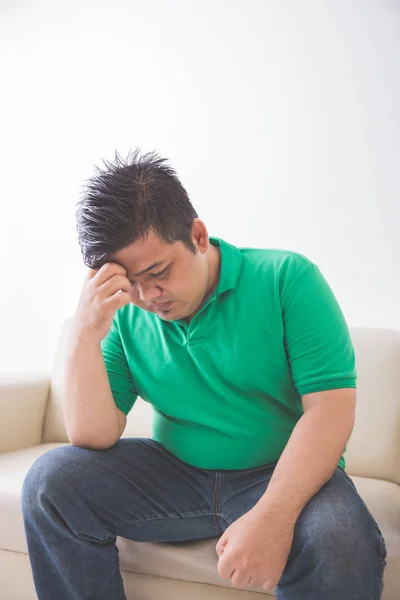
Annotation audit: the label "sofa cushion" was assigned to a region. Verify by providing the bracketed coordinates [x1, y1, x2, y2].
[0, 443, 70, 553]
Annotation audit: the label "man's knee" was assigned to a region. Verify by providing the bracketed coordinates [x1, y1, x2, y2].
[296, 503, 386, 569]
[21, 445, 88, 516]
[279, 470, 386, 596]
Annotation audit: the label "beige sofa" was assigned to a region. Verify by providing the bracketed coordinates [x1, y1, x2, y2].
[1, 321, 399, 599]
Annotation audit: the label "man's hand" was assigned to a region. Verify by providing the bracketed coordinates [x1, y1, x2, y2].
[216, 505, 295, 591]
[71, 263, 132, 344]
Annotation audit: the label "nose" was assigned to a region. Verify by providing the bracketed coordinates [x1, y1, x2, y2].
[136, 281, 163, 304]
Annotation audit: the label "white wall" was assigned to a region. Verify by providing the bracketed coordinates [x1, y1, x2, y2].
[1, 0, 399, 375]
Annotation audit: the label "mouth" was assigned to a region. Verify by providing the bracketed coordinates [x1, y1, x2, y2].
[152, 301, 173, 313]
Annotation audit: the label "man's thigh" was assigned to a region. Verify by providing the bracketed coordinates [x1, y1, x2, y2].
[218, 464, 383, 542]
[217, 461, 277, 527]
[23, 437, 220, 543]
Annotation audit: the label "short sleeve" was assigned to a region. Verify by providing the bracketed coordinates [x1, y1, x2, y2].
[100, 317, 138, 415]
[282, 262, 357, 396]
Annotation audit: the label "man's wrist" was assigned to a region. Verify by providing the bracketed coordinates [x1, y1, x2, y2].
[253, 491, 303, 526]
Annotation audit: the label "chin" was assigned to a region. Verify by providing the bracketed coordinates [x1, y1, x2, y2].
[157, 306, 178, 320]
[154, 301, 192, 322]
[158, 311, 173, 320]
[161, 307, 187, 322]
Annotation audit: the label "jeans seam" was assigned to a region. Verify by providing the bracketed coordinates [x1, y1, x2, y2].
[112, 512, 216, 529]
[212, 471, 221, 531]
[110, 543, 117, 600]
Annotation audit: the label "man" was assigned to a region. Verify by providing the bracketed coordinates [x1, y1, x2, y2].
[21, 149, 386, 599]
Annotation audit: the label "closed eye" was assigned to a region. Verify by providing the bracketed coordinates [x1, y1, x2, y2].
[151, 266, 169, 279]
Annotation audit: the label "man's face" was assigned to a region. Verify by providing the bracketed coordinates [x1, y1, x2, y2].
[109, 228, 210, 321]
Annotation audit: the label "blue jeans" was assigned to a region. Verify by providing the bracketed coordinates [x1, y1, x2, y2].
[21, 438, 386, 599]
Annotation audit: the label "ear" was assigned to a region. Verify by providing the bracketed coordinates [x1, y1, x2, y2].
[191, 219, 209, 254]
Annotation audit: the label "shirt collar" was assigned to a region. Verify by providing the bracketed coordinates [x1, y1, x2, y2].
[209, 236, 243, 296]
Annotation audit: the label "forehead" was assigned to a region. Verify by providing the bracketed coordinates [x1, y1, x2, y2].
[109, 231, 180, 275]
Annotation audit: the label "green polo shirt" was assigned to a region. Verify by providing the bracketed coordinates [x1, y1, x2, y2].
[100, 237, 357, 470]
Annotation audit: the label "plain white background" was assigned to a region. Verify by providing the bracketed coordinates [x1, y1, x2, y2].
[0, 0, 399, 375]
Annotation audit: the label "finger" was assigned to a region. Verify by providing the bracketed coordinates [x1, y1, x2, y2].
[231, 569, 250, 588]
[100, 274, 132, 298]
[85, 268, 99, 283]
[216, 537, 228, 557]
[217, 554, 235, 580]
[105, 290, 131, 310]
[248, 575, 267, 588]
[262, 579, 275, 592]
[89, 263, 127, 287]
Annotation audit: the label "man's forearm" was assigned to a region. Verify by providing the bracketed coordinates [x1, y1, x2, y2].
[255, 388, 356, 522]
[63, 331, 120, 449]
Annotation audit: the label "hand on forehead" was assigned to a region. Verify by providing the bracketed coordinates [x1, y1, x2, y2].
[85, 262, 127, 283]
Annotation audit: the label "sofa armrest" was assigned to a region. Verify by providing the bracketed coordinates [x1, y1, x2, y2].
[0, 373, 51, 454]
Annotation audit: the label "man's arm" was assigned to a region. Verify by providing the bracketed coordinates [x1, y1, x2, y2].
[63, 262, 134, 450]
[63, 333, 126, 450]
[254, 387, 356, 520]
[216, 387, 356, 590]
[216, 260, 358, 591]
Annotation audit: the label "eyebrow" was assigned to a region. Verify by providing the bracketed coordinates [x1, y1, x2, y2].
[130, 261, 165, 278]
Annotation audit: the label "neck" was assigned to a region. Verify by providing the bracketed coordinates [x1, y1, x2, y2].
[184, 243, 221, 324]
[205, 243, 221, 299]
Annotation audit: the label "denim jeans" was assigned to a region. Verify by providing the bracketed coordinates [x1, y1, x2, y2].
[21, 438, 386, 599]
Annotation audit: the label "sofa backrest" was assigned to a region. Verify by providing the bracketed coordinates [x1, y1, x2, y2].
[344, 327, 400, 483]
[42, 320, 400, 484]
